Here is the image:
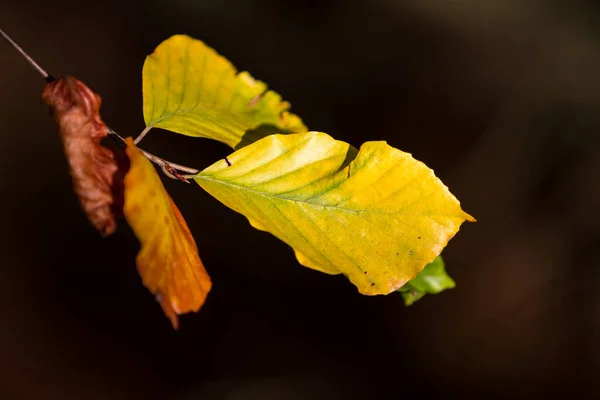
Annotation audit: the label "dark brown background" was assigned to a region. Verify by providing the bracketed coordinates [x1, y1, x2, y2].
[1, 0, 599, 398]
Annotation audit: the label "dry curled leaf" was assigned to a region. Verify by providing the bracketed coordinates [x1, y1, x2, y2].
[42, 76, 125, 236]
[123, 138, 211, 329]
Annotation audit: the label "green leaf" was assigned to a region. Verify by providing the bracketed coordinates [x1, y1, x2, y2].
[397, 256, 455, 305]
[142, 35, 307, 149]
[194, 131, 474, 295]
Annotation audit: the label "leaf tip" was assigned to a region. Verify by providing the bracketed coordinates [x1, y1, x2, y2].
[463, 210, 477, 223]
[155, 292, 180, 330]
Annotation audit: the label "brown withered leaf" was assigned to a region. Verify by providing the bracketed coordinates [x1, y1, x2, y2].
[42, 76, 126, 236]
[122, 138, 212, 329]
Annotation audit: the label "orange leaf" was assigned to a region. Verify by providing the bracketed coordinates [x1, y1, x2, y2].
[122, 137, 211, 329]
[42, 76, 125, 236]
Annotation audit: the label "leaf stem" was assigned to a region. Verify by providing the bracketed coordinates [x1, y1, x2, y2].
[134, 126, 152, 145]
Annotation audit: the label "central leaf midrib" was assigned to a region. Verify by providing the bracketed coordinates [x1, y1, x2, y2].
[194, 173, 426, 216]
[195, 174, 446, 259]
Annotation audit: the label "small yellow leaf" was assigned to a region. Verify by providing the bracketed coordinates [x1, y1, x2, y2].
[143, 34, 307, 149]
[123, 137, 211, 329]
[195, 132, 474, 295]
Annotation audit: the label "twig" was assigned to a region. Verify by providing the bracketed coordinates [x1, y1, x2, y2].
[0, 27, 54, 82]
[107, 129, 199, 179]
[139, 149, 198, 175]
[1, 26, 199, 180]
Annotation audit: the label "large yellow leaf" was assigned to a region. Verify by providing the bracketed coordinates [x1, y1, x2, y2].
[123, 137, 212, 329]
[194, 132, 474, 295]
[143, 35, 307, 149]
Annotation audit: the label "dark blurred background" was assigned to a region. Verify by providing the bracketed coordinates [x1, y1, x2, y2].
[1, 0, 600, 398]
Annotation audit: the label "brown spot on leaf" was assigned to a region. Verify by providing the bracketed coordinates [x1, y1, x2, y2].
[248, 94, 261, 108]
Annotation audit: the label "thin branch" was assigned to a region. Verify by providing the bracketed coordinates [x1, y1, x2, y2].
[134, 125, 152, 145]
[108, 129, 199, 179]
[0, 27, 199, 182]
[138, 148, 199, 175]
[0, 27, 54, 82]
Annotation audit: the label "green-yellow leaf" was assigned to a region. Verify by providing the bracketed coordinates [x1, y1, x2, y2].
[143, 34, 307, 149]
[397, 256, 455, 305]
[194, 131, 475, 295]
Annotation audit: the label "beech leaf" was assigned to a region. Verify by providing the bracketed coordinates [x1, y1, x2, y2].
[194, 131, 474, 295]
[397, 256, 455, 305]
[123, 137, 212, 329]
[42, 76, 125, 237]
[143, 34, 307, 149]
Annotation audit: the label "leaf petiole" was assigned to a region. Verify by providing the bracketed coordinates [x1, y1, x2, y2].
[134, 125, 153, 145]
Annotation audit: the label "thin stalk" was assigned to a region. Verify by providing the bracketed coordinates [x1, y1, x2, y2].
[1, 27, 199, 180]
[134, 125, 152, 145]
[107, 129, 199, 179]
[139, 149, 199, 175]
[0, 27, 54, 82]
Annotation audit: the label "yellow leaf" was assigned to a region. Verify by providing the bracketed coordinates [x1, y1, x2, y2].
[195, 132, 474, 295]
[123, 137, 211, 328]
[143, 34, 307, 149]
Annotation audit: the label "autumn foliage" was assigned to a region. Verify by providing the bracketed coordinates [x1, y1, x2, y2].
[41, 35, 474, 328]
[43, 77, 211, 329]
